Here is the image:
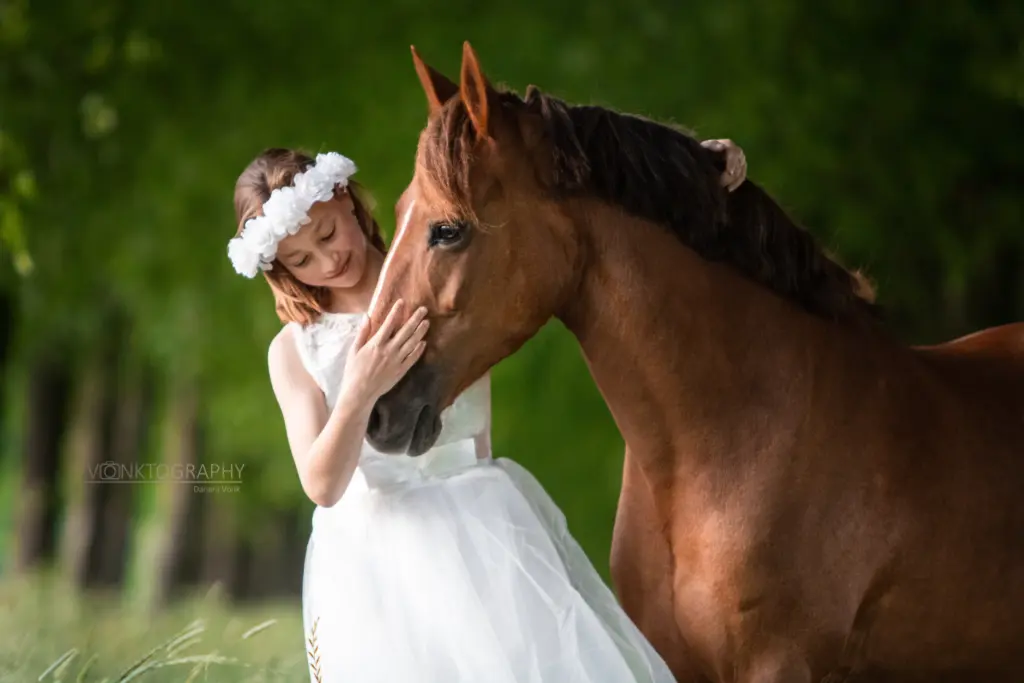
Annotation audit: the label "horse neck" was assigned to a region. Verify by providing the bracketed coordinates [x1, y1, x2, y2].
[558, 202, 849, 481]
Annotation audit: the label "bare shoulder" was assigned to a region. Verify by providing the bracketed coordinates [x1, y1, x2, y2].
[268, 324, 296, 377]
[267, 325, 330, 479]
[268, 324, 316, 397]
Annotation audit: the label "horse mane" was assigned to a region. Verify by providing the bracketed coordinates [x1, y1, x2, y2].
[422, 85, 882, 324]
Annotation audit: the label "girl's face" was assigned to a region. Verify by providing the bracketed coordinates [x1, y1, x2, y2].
[274, 191, 369, 289]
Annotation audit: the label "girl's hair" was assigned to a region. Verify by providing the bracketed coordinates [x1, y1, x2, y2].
[233, 148, 387, 326]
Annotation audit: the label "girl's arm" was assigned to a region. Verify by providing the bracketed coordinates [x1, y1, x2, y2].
[268, 326, 371, 507]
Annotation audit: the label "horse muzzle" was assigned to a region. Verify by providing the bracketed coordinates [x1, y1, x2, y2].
[366, 364, 443, 456]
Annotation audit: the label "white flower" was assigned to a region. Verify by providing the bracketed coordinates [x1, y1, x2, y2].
[262, 186, 310, 238]
[313, 152, 357, 187]
[293, 167, 335, 201]
[244, 217, 277, 256]
[228, 237, 261, 277]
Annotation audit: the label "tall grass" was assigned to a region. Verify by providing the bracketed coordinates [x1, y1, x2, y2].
[0, 572, 309, 682]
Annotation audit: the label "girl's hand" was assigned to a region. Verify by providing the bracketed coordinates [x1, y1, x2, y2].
[340, 300, 429, 407]
[701, 138, 747, 191]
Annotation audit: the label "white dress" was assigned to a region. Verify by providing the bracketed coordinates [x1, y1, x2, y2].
[292, 311, 675, 683]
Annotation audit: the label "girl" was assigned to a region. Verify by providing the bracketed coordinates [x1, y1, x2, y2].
[229, 140, 747, 682]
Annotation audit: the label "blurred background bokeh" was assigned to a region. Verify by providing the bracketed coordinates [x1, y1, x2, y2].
[1, 0, 1022, 679]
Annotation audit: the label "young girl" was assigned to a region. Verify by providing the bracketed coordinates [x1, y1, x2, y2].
[229, 141, 747, 682]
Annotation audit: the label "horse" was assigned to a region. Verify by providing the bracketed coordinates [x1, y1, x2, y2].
[364, 42, 1024, 683]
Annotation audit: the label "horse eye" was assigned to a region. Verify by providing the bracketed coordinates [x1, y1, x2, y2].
[428, 221, 465, 247]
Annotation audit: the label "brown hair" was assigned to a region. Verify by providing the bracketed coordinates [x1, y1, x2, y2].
[233, 148, 388, 326]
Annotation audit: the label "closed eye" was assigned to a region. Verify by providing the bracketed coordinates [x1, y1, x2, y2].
[320, 227, 336, 242]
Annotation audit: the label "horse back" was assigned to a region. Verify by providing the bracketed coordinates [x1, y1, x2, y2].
[912, 322, 1024, 406]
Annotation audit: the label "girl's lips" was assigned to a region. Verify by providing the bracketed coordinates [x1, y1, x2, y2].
[327, 253, 352, 279]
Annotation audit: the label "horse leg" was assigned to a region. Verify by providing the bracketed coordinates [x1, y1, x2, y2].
[612, 450, 708, 682]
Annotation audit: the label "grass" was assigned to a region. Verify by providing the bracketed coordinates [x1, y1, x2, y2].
[0, 572, 310, 682]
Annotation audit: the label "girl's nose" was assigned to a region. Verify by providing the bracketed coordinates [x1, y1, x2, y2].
[323, 252, 342, 277]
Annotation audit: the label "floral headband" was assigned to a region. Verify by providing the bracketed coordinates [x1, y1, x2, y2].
[227, 151, 358, 278]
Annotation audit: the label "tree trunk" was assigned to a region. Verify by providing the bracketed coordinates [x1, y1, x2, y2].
[67, 315, 152, 590]
[222, 504, 307, 602]
[14, 346, 73, 572]
[247, 510, 282, 600]
[258, 506, 306, 599]
[230, 531, 256, 602]
[201, 494, 244, 599]
[91, 361, 153, 587]
[67, 337, 119, 588]
[281, 505, 309, 597]
[152, 381, 207, 607]
[62, 353, 113, 581]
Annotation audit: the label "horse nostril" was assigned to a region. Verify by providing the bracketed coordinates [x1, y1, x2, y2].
[368, 402, 384, 436]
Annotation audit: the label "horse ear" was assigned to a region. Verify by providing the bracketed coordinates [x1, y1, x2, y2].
[411, 45, 458, 115]
[459, 41, 498, 139]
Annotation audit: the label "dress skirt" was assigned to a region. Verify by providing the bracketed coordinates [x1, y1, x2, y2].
[302, 457, 676, 683]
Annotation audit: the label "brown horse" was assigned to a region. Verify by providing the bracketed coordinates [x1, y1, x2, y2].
[366, 42, 1024, 683]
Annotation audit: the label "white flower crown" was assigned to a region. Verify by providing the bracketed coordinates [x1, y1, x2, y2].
[227, 151, 358, 278]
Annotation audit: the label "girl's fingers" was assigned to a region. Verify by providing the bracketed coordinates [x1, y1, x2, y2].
[401, 341, 426, 369]
[352, 317, 373, 350]
[389, 307, 428, 349]
[728, 158, 747, 191]
[373, 299, 406, 344]
[396, 320, 428, 359]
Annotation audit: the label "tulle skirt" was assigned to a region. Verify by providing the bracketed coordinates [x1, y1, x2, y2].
[301, 457, 676, 683]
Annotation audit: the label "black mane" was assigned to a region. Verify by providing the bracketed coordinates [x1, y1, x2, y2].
[423, 86, 880, 324]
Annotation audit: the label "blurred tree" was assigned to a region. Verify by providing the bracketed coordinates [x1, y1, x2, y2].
[151, 380, 206, 607]
[13, 341, 72, 571]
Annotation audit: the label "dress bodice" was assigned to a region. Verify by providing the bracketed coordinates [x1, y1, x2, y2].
[289, 312, 490, 491]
